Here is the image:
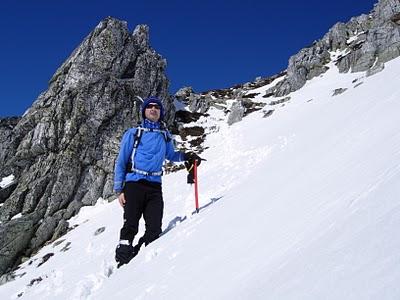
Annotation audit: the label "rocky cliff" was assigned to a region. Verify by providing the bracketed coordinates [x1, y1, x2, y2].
[267, 0, 400, 96]
[0, 17, 172, 276]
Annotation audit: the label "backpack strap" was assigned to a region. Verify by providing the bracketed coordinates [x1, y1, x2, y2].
[130, 127, 144, 171]
[160, 121, 172, 143]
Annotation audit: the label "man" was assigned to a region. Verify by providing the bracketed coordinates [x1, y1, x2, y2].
[114, 96, 201, 266]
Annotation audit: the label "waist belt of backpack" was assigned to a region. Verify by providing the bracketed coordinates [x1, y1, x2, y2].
[130, 168, 163, 176]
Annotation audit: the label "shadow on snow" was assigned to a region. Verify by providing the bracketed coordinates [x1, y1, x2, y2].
[160, 196, 223, 237]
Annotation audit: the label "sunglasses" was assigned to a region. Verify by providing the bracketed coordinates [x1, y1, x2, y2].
[146, 103, 161, 110]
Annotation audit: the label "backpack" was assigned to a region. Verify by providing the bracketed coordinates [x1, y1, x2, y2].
[126, 122, 171, 176]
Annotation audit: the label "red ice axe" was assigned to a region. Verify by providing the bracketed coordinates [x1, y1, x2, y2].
[194, 160, 199, 213]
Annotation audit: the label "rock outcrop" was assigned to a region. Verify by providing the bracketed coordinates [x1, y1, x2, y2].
[174, 73, 282, 128]
[269, 0, 400, 96]
[0, 17, 171, 275]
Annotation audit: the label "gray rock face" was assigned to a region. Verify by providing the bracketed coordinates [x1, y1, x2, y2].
[0, 17, 171, 275]
[175, 87, 195, 103]
[0, 215, 37, 273]
[0, 117, 21, 174]
[269, 0, 400, 96]
[227, 101, 245, 125]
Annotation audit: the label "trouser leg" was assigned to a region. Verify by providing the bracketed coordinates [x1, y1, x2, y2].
[142, 186, 163, 246]
[119, 182, 145, 244]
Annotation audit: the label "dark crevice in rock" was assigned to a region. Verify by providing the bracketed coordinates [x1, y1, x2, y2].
[121, 61, 138, 79]
[0, 183, 18, 204]
[174, 111, 207, 124]
[391, 12, 400, 24]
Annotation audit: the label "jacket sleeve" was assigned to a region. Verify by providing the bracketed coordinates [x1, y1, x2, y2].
[114, 129, 135, 192]
[165, 133, 185, 162]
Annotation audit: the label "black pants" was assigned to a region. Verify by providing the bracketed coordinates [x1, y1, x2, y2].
[119, 180, 163, 247]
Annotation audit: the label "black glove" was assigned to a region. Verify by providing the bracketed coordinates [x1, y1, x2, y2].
[185, 161, 195, 184]
[184, 152, 202, 166]
[184, 152, 203, 184]
[115, 244, 136, 266]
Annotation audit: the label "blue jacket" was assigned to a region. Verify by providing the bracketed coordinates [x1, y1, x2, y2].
[114, 120, 184, 192]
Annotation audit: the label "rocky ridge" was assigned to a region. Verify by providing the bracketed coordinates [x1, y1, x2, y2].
[265, 0, 400, 96]
[173, 0, 400, 140]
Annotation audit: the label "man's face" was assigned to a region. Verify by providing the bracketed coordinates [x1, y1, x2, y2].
[144, 103, 161, 122]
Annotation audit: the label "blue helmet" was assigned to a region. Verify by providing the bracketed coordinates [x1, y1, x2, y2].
[141, 96, 165, 121]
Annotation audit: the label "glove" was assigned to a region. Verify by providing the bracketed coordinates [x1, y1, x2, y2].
[185, 161, 195, 184]
[115, 244, 136, 265]
[184, 152, 203, 184]
[184, 152, 202, 166]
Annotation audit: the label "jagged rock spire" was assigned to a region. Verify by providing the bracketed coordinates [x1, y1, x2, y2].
[0, 17, 171, 276]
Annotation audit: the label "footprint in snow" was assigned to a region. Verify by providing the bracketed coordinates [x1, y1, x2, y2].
[145, 248, 161, 262]
[101, 259, 115, 278]
[94, 227, 106, 236]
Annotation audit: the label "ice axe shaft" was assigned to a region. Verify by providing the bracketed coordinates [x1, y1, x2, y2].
[194, 160, 199, 213]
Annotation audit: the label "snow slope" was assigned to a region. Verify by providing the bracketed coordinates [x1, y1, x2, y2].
[1, 56, 400, 300]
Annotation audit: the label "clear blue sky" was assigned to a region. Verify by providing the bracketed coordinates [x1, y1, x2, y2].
[0, 0, 377, 117]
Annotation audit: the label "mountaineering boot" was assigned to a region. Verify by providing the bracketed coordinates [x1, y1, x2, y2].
[115, 241, 138, 267]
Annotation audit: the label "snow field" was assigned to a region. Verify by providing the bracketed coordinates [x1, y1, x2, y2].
[1, 56, 400, 299]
